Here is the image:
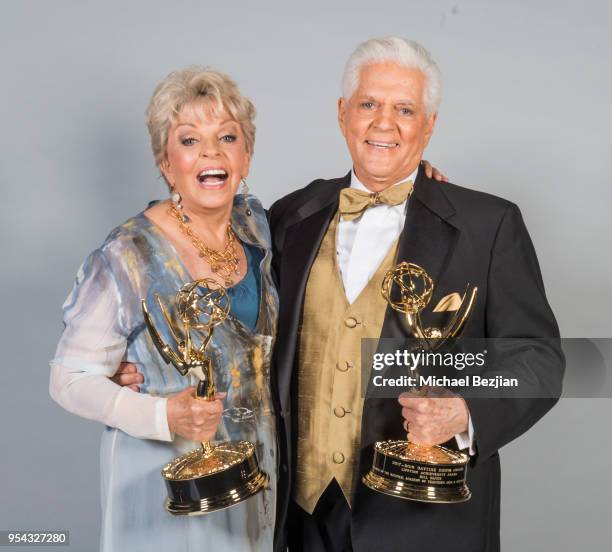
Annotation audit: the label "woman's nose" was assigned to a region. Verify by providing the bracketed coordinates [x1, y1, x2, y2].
[199, 139, 220, 158]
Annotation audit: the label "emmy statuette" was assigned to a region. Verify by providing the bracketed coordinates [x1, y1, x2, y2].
[142, 279, 268, 515]
[362, 262, 477, 503]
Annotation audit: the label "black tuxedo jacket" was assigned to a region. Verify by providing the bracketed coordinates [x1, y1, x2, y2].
[268, 168, 564, 552]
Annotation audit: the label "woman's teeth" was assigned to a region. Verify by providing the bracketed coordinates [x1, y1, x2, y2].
[197, 169, 228, 184]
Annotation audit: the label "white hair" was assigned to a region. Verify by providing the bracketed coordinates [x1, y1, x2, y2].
[342, 37, 442, 114]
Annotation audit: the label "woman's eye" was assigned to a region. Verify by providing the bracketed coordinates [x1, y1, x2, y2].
[181, 137, 198, 146]
[220, 134, 237, 143]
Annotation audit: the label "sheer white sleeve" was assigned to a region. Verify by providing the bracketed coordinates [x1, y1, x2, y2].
[50, 250, 172, 442]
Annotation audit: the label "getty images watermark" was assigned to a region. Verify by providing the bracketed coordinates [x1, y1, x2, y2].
[360, 338, 612, 399]
[371, 348, 518, 389]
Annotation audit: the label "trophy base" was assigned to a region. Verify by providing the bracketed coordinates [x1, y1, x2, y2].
[164, 470, 269, 515]
[362, 440, 471, 504]
[162, 440, 269, 515]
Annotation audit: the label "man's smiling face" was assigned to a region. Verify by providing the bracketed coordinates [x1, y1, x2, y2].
[338, 61, 437, 192]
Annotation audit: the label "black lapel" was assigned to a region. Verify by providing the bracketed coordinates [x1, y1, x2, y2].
[380, 166, 459, 340]
[360, 167, 461, 451]
[276, 173, 351, 413]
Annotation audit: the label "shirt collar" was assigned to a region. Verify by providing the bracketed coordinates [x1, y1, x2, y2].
[350, 167, 419, 192]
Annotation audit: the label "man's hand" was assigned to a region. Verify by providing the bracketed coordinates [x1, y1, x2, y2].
[398, 387, 469, 445]
[110, 362, 144, 392]
[421, 160, 449, 182]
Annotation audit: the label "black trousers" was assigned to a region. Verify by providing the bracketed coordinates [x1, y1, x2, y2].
[288, 479, 353, 552]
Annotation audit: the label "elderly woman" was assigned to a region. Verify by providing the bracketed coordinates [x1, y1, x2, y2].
[50, 68, 279, 551]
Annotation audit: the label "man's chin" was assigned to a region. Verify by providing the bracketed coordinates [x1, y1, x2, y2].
[356, 166, 399, 186]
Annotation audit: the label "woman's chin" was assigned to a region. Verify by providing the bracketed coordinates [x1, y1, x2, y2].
[189, 190, 235, 212]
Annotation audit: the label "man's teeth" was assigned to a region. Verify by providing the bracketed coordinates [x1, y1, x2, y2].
[367, 141, 398, 148]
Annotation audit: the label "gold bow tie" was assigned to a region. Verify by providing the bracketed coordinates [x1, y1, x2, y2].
[339, 180, 414, 221]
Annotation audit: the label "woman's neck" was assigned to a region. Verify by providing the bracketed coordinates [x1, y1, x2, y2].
[180, 202, 233, 249]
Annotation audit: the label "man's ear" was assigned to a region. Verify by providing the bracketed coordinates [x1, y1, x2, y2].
[337, 97, 348, 137]
[423, 111, 437, 148]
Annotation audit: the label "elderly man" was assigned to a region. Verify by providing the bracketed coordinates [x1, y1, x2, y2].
[269, 37, 563, 552]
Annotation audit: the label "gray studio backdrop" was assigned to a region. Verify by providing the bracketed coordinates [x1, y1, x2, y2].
[1, 1, 611, 550]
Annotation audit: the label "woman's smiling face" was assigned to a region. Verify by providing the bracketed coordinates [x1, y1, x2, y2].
[161, 99, 251, 215]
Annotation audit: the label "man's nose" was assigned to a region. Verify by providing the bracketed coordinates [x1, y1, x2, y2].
[372, 106, 395, 131]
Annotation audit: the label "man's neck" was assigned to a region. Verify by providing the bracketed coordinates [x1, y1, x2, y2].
[351, 166, 419, 193]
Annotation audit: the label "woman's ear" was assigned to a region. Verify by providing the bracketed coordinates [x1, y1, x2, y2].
[159, 158, 172, 186]
[242, 151, 252, 180]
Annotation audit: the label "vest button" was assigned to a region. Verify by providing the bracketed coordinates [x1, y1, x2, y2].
[332, 451, 345, 464]
[344, 317, 358, 328]
[336, 361, 351, 372]
[333, 406, 346, 418]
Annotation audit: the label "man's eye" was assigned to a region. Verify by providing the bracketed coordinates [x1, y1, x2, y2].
[400, 108, 413, 115]
[220, 134, 237, 143]
[361, 102, 375, 109]
[181, 137, 198, 146]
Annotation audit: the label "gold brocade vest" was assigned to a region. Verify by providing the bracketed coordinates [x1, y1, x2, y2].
[294, 214, 399, 514]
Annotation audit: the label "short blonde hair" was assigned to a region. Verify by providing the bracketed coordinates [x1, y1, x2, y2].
[145, 67, 256, 169]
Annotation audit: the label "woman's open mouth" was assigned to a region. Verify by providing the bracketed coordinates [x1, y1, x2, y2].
[197, 168, 228, 189]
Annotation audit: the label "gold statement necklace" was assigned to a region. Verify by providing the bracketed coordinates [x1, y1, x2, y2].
[168, 205, 240, 286]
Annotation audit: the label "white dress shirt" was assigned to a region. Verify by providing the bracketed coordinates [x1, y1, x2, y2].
[337, 169, 418, 304]
[336, 170, 475, 454]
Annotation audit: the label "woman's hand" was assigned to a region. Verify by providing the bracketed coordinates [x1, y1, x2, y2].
[166, 387, 226, 442]
[421, 160, 449, 182]
[111, 364, 225, 441]
[110, 362, 144, 392]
